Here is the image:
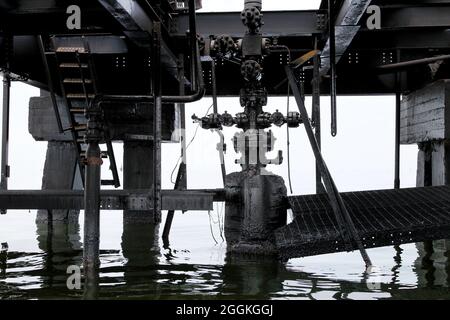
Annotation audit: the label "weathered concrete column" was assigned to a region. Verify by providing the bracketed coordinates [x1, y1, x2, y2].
[36, 142, 80, 224]
[30, 90, 81, 224]
[401, 79, 450, 279]
[123, 141, 155, 224]
[401, 80, 450, 187]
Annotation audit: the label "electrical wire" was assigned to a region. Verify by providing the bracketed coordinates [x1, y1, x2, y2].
[276, 44, 294, 195]
[170, 103, 214, 184]
[208, 210, 219, 245]
[216, 202, 225, 242]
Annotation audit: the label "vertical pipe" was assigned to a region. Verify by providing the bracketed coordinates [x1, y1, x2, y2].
[328, 0, 337, 137]
[163, 54, 187, 242]
[83, 140, 101, 299]
[189, 0, 199, 92]
[211, 59, 218, 114]
[394, 87, 401, 189]
[1, 73, 10, 193]
[178, 54, 188, 189]
[1, 72, 11, 215]
[153, 22, 162, 224]
[312, 39, 325, 194]
[394, 50, 401, 189]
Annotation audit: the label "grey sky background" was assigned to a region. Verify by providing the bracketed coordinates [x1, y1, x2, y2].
[0, 0, 419, 195]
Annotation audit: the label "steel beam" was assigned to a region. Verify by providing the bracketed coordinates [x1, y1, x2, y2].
[320, 0, 372, 76]
[0, 189, 224, 211]
[176, 10, 327, 37]
[97, 0, 178, 79]
[376, 5, 450, 30]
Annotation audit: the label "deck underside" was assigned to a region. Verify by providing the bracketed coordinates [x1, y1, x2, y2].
[275, 186, 450, 259]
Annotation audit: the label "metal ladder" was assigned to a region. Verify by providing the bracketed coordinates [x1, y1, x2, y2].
[39, 35, 120, 188]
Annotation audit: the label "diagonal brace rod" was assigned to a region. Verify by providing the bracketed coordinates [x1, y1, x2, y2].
[285, 65, 372, 268]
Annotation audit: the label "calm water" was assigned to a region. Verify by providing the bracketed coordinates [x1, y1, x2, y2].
[0, 209, 449, 300]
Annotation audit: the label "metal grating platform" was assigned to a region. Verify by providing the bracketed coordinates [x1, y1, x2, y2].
[275, 186, 450, 259]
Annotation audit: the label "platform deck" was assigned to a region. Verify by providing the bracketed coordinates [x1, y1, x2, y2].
[275, 186, 450, 259]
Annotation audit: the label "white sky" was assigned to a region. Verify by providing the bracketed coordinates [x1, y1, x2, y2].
[198, 0, 321, 12]
[0, 0, 418, 194]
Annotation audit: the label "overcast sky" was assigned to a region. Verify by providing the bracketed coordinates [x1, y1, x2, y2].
[198, 0, 321, 12]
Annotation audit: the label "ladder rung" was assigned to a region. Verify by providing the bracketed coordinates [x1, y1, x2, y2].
[56, 47, 86, 53]
[64, 124, 87, 131]
[60, 63, 88, 68]
[72, 124, 87, 131]
[81, 151, 108, 158]
[70, 108, 86, 114]
[124, 134, 154, 141]
[67, 93, 95, 99]
[64, 78, 93, 84]
[101, 180, 116, 186]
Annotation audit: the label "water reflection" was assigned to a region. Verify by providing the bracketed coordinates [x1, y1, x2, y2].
[415, 240, 450, 288]
[219, 255, 285, 299]
[119, 222, 162, 298]
[36, 220, 83, 298]
[0, 212, 450, 299]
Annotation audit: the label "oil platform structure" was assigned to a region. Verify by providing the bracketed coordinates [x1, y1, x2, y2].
[1, 0, 450, 292]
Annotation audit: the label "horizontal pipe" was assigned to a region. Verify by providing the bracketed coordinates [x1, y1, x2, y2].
[377, 54, 450, 71]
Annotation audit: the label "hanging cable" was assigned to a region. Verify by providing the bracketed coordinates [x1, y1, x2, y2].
[170, 103, 214, 184]
[208, 210, 219, 245]
[216, 202, 225, 242]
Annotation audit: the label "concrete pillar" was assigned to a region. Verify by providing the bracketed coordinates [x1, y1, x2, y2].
[401, 80, 450, 283]
[416, 141, 450, 187]
[36, 142, 80, 224]
[400, 80, 450, 186]
[123, 141, 155, 224]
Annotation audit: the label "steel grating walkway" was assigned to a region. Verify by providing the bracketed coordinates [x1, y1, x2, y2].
[275, 186, 450, 259]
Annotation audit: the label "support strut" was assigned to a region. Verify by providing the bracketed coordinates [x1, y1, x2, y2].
[285, 65, 372, 268]
[153, 22, 163, 224]
[328, 0, 338, 137]
[1, 72, 11, 215]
